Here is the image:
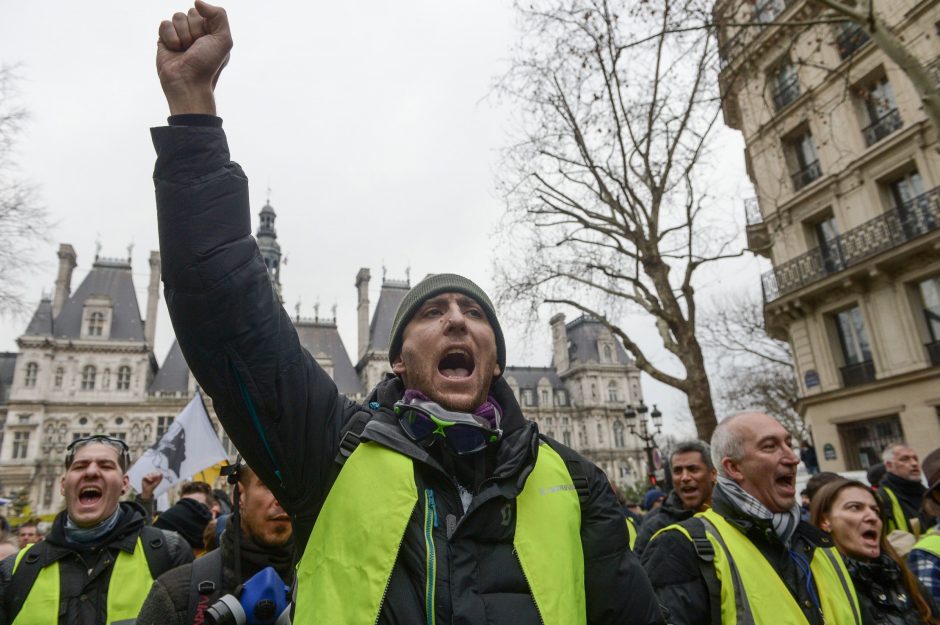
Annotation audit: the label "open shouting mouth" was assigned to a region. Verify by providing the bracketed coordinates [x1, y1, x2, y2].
[78, 486, 103, 507]
[439, 349, 475, 379]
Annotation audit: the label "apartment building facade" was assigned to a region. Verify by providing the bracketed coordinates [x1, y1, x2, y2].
[716, 0, 940, 470]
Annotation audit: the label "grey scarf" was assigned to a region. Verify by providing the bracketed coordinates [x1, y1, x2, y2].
[717, 476, 801, 546]
[65, 506, 122, 545]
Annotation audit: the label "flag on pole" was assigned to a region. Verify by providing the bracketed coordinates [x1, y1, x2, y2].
[127, 391, 230, 499]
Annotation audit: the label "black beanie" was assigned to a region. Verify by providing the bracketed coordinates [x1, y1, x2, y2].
[154, 497, 212, 549]
[387, 273, 506, 372]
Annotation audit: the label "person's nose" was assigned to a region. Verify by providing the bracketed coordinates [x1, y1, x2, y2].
[782, 443, 800, 465]
[442, 302, 466, 332]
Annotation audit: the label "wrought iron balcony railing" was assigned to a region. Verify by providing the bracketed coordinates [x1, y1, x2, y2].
[840, 360, 876, 387]
[927, 339, 940, 367]
[773, 78, 801, 112]
[862, 109, 903, 147]
[836, 24, 870, 60]
[745, 197, 763, 225]
[762, 185, 940, 302]
[791, 160, 822, 191]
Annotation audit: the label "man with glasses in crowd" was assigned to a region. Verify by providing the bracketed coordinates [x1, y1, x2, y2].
[0, 435, 193, 625]
[150, 3, 663, 623]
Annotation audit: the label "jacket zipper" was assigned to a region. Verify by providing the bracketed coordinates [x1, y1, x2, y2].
[374, 501, 417, 625]
[424, 489, 439, 625]
[513, 548, 545, 625]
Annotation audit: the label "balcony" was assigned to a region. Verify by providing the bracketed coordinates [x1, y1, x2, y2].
[762, 185, 940, 302]
[773, 78, 801, 112]
[836, 24, 870, 60]
[927, 340, 940, 366]
[791, 160, 822, 191]
[840, 360, 876, 387]
[862, 109, 903, 147]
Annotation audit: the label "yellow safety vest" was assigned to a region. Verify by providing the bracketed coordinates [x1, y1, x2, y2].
[296, 440, 586, 625]
[627, 517, 637, 551]
[881, 487, 920, 537]
[11, 537, 154, 625]
[912, 529, 940, 558]
[661, 509, 861, 625]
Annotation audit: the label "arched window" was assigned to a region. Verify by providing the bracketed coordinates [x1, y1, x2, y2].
[614, 421, 626, 448]
[117, 366, 131, 391]
[24, 363, 38, 388]
[81, 365, 96, 390]
[87, 312, 105, 336]
[603, 344, 612, 362]
[54, 367, 64, 388]
[607, 380, 618, 403]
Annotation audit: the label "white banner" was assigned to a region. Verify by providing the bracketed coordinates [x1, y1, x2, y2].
[127, 391, 229, 498]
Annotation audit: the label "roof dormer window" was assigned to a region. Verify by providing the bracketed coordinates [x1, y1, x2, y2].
[81, 296, 113, 340]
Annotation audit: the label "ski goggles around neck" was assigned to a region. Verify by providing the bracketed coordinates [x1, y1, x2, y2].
[394, 397, 502, 456]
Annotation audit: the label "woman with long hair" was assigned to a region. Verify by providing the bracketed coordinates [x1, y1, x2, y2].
[811, 478, 938, 625]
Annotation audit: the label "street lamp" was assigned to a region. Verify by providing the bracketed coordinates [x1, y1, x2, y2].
[624, 400, 663, 486]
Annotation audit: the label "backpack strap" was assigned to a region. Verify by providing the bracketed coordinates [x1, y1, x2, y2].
[6, 542, 49, 624]
[334, 408, 375, 467]
[140, 525, 173, 580]
[186, 548, 224, 625]
[682, 517, 722, 625]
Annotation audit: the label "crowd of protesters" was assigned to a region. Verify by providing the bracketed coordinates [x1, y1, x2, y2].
[1, 1, 940, 624]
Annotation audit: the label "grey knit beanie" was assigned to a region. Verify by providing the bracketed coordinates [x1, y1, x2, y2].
[388, 273, 506, 371]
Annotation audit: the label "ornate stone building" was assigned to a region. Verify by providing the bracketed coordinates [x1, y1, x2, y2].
[716, 0, 940, 470]
[0, 202, 649, 516]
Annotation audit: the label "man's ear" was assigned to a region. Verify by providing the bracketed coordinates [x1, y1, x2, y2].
[121, 475, 129, 496]
[722, 457, 744, 482]
[493, 363, 502, 378]
[60, 476, 66, 497]
[392, 356, 406, 376]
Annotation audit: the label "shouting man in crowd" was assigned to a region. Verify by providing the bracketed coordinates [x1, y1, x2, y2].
[150, 2, 663, 624]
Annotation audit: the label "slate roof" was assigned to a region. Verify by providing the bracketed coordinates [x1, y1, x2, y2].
[295, 320, 362, 395]
[24, 297, 54, 336]
[149, 340, 191, 394]
[503, 366, 565, 390]
[51, 258, 145, 341]
[0, 353, 16, 405]
[367, 281, 410, 353]
[566, 315, 634, 365]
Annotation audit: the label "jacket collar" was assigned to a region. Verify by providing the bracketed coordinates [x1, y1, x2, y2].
[43, 501, 148, 559]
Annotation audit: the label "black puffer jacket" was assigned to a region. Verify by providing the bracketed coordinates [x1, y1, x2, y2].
[846, 554, 936, 625]
[0, 502, 192, 625]
[641, 485, 836, 625]
[151, 121, 663, 625]
[634, 491, 694, 555]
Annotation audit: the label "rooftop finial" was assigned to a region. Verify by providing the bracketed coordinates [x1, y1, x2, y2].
[127, 242, 134, 262]
[382, 264, 387, 282]
[331, 303, 337, 320]
[95, 235, 102, 260]
[314, 301, 320, 321]
[406, 266, 411, 285]
[295, 299, 301, 321]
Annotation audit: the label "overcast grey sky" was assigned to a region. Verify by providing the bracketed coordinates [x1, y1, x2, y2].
[1, 1, 763, 437]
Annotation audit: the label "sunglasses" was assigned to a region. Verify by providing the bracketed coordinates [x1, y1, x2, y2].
[394, 398, 502, 456]
[65, 435, 131, 471]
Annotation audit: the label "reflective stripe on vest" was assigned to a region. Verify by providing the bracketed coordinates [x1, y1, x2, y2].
[882, 487, 916, 536]
[295, 440, 586, 625]
[11, 537, 154, 625]
[912, 530, 940, 558]
[664, 509, 861, 625]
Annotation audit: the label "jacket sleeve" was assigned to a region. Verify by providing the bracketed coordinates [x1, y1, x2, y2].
[136, 577, 186, 625]
[159, 529, 195, 568]
[0, 553, 14, 625]
[578, 459, 665, 625]
[640, 529, 710, 625]
[151, 125, 349, 546]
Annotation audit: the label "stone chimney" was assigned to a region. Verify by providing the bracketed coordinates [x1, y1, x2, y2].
[52, 244, 77, 318]
[144, 251, 161, 346]
[355, 268, 371, 360]
[550, 313, 570, 374]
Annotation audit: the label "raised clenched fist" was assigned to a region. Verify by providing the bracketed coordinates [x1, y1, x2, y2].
[156, 0, 232, 115]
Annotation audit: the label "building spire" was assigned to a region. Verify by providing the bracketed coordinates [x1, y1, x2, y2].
[256, 193, 282, 302]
